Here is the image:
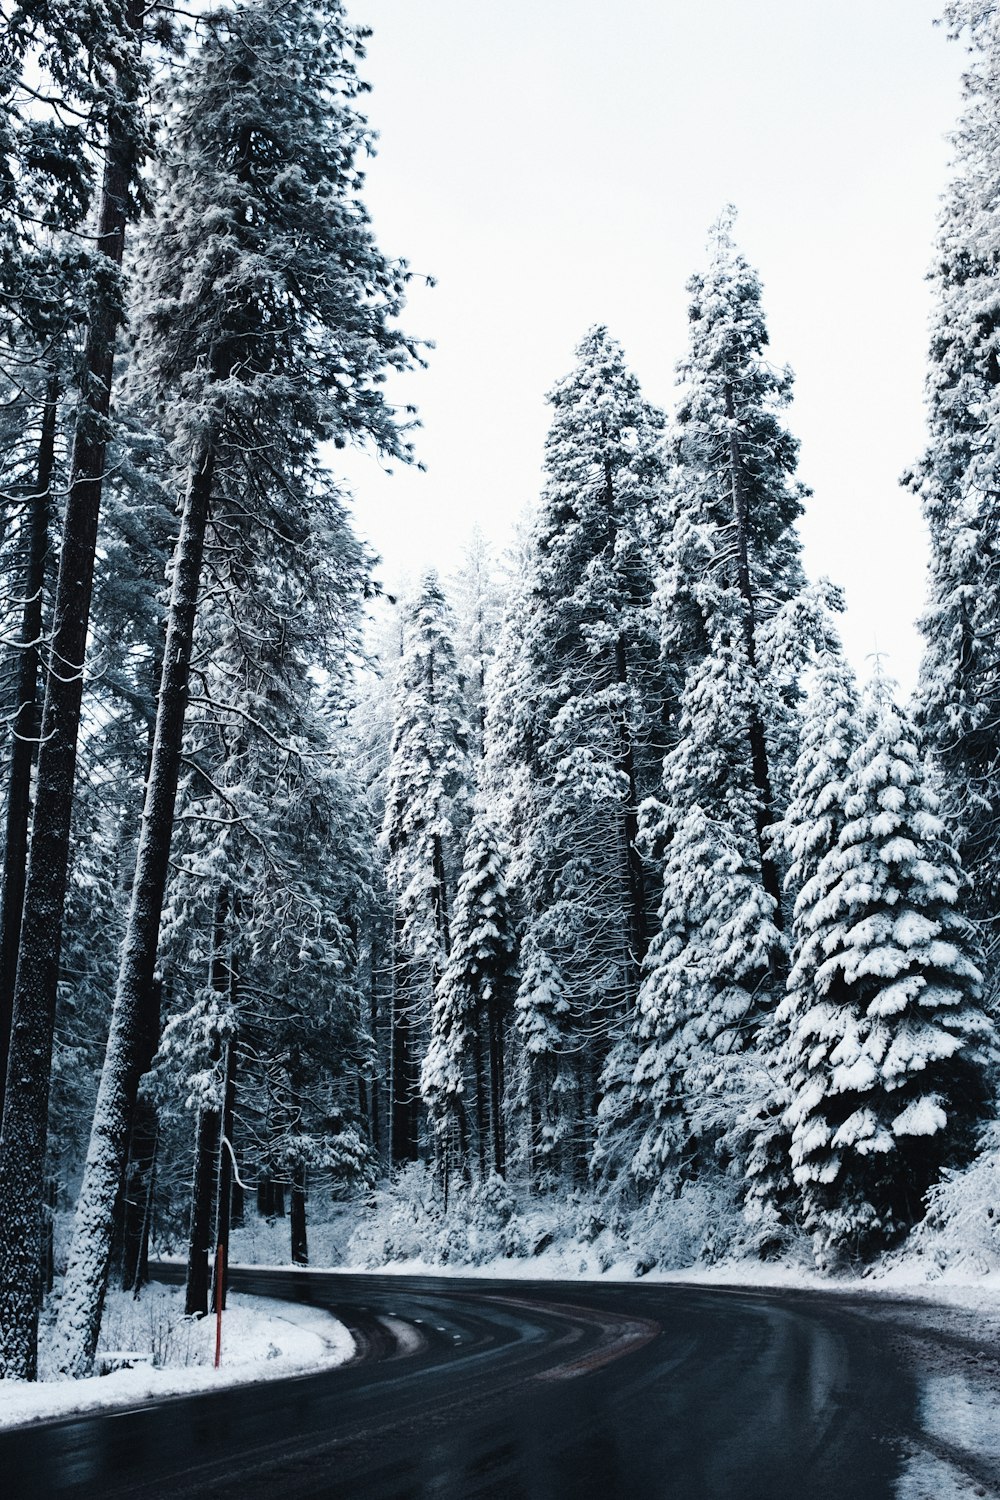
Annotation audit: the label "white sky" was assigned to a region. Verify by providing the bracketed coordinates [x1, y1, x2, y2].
[337, 0, 968, 693]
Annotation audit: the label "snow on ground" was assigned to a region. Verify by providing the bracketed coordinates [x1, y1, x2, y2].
[0, 1284, 354, 1432]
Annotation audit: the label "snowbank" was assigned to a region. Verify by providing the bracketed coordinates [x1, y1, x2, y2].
[0, 1286, 354, 1432]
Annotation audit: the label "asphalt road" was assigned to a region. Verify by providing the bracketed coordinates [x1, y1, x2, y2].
[0, 1266, 929, 1499]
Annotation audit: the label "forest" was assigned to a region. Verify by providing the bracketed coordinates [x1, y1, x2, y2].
[0, 0, 999, 1387]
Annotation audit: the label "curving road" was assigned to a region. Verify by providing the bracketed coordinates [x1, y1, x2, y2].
[0, 1266, 936, 1498]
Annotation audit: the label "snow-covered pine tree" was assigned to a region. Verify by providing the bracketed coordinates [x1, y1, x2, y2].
[492, 325, 667, 1185]
[616, 620, 784, 1188]
[662, 206, 807, 906]
[782, 676, 995, 1265]
[596, 214, 807, 1194]
[0, 0, 150, 1382]
[382, 572, 471, 1168]
[450, 528, 503, 759]
[909, 2, 1000, 992]
[744, 627, 865, 1238]
[54, 0, 415, 1377]
[425, 809, 517, 1179]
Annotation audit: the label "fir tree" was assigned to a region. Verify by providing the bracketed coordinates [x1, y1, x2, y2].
[599, 213, 809, 1194]
[909, 2, 1000, 987]
[782, 678, 995, 1264]
[381, 571, 471, 1165]
[617, 631, 784, 1188]
[424, 810, 517, 1178]
[0, 0, 150, 1382]
[493, 325, 667, 1183]
[744, 628, 865, 1237]
[54, 0, 415, 1376]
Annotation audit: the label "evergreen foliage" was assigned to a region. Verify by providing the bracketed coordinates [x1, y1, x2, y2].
[910, 1, 1000, 986]
[493, 325, 667, 1181]
[781, 679, 995, 1263]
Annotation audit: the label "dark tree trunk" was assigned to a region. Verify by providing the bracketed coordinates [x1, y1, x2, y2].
[0, 7, 142, 1375]
[41, 1177, 56, 1297]
[120, 978, 161, 1294]
[488, 1001, 506, 1177]
[186, 889, 228, 1318]
[614, 633, 649, 995]
[0, 374, 57, 1124]
[185, 1063, 221, 1318]
[212, 1035, 237, 1313]
[431, 832, 451, 957]
[724, 383, 783, 920]
[390, 910, 419, 1164]
[472, 1018, 488, 1181]
[256, 1175, 273, 1219]
[290, 1164, 307, 1266]
[55, 442, 217, 1375]
[368, 934, 381, 1154]
[230, 1177, 244, 1230]
[120, 1098, 158, 1295]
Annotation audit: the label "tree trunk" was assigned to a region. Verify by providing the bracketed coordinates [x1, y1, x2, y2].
[41, 1177, 56, 1297]
[0, 7, 142, 1376]
[289, 1164, 307, 1266]
[52, 440, 219, 1374]
[488, 1001, 506, 1177]
[212, 1035, 237, 1313]
[472, 1018, 488, 1181]
[186, 887, 228, 1318]
[120, 1097, 158, 1295]
[0, 373, 57, 1124]
[724, 384, 783, 919]
[390, 909, 419, 1164]
[368, 933, 381, 1155]
[185, 1056, 222, 1318]
[120, 977, 161, 1294]
[614, 633, 649, 994]
[431, 832, 451, 957]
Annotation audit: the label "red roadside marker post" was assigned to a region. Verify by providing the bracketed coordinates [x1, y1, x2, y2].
[214, 1243, 225, 1368]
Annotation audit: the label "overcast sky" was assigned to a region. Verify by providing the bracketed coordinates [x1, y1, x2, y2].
[338, 0, 968, 692]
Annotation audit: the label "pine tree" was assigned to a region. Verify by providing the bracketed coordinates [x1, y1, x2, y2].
[0, 0, 150, 1382]
[425, 810, 517, 1179]
[54, 0, 415, 1377]
[618, 631, 784, 1188]
[381, 571, 471, 1166]
[597, 216, 807, 1192]
[782, 678, 995, 1264]
[662, 206, 807, 906]
[450, 528, 503, 759]
[909, 2, 1000, 988]
[744, 629, 865, 1236]
[493, 325, 667, 1183]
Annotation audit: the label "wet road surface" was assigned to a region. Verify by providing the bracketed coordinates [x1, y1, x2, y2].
[0, 1267, 924, 1499]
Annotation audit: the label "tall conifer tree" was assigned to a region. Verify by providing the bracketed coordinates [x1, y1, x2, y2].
[910, 2, 1000, 989]
[493, 325, 666, 1183]
[782, 679, 994, 1264]
[54, 0, 415, 1376]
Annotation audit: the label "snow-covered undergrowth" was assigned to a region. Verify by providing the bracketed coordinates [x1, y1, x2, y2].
[229, 1154, 1000, 1295]
[905, 1122, 1000, 1276]
[0, 1284, 354, 1431]
[229, 1165, 786, 1280]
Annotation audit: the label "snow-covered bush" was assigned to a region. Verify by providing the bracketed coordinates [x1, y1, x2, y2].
[910, 1123, 1000, 1274]
[626, 1171, 748, 1272]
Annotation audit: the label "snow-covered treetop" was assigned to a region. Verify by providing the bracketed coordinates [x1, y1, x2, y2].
[129, 0, 418, 468]
[673, 208, 806, 585]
